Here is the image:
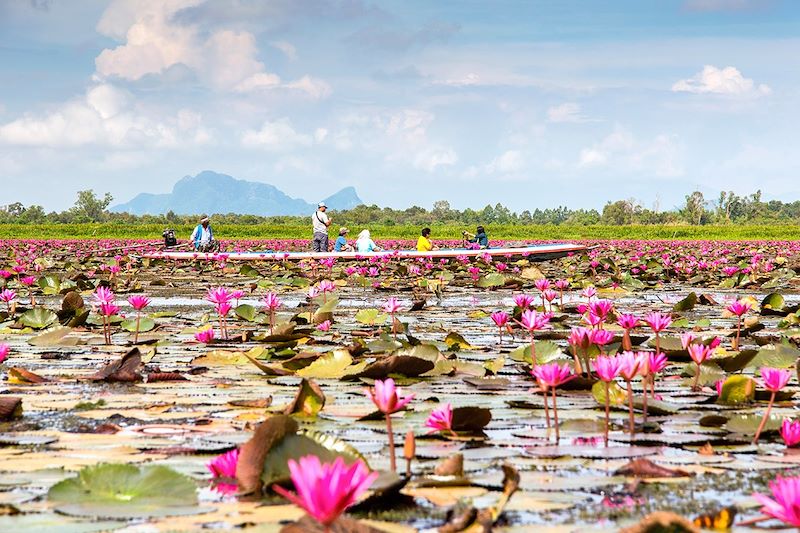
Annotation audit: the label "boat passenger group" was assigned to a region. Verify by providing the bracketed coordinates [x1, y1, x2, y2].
[187, 203, 490, 253]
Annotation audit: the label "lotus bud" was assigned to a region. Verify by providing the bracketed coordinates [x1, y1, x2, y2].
[404, 430, 415, 478]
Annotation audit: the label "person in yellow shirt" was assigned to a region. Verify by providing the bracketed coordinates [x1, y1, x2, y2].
[416, 227, 438, 252]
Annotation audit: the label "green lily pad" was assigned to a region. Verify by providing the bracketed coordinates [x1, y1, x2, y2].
[47, 463, 202, 519]
[19, 308, 59, 329]
[673, 292, 697, 312]
[120, 317, 156, 333]
[296, 350, 353, 379]
[262, 431, 366, 487]
[718, 375, 756, 405]
[355, 308, 387, 326]
[234, 304, 257, 321]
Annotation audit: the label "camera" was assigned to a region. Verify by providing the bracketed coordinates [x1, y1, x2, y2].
[162, 229, 177, 247]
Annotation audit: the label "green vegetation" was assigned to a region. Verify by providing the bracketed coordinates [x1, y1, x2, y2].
[2, 189, 800, 241]
[2, 222, 800, 241]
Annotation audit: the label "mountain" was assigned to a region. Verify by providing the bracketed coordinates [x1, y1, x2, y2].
[111, 171, 363, 216]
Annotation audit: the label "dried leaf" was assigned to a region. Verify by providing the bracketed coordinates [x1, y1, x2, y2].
[236, 415, 298, 496]
[86, 348, 142, 382]
[615, 458, 693, 478]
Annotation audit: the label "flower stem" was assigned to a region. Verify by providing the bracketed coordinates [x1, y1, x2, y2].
[642, 376, 648, 425]
[753, 391, 776, 444]
[134, 313, 141, 344]
[552, 388, 560, 444]
[530, 334, 536, 367]
[735, 317, 742, 350]
[626, 380, 635, 436]
[541, 384, 551, 430]
[386, 413, 396, 472]
[692, 362, 701, 391]
[604, 382, 610, 447]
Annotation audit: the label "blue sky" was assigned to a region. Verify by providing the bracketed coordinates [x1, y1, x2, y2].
[1, 0, 799, 213]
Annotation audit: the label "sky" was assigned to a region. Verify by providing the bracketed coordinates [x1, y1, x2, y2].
[1, 0, 799, 213]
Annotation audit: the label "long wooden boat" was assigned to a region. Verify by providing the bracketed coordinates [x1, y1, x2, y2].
[141, 243, 587, 262]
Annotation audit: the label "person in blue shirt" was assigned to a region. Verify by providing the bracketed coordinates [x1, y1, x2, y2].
[190, 215, 220, 252]
[463, 225, 489, 249]
[334, 227, 353, 252]
[356, 229, 382, 252]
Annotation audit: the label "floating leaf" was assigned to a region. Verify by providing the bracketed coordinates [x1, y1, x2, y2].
[355, 309, 387, 326]
[717, 375, 756, 405]
[761, 293, 786, 314]
[47, 463, 199, 519]
[452, 407, 492, 432]
[296, 350, 353, 379]
[28, 326, 77, 347]
[476, 273, 506, 288]
[591, 380, 627, 407]
[19, 308, 58, 329]
[234, 304, 257, 322]
[283, 379, 325, 417]
[747, 343, 800, 370]
[445, 331, 474, 350]
[120, 317, 155, 333]
[356, 355, 435, 379]
[673, 292, 697, 312]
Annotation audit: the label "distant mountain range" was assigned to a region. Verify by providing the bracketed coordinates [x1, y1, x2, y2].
[111, 171, 363, 216]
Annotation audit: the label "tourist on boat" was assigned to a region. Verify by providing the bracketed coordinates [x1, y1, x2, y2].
[190, 215, 219, 252]
[463, 225, 489, 249]
[312, 202, 332, 252]
[356, 229, 382, 252]
[416, 227, 438, 252]
[334, 227, 353, 252]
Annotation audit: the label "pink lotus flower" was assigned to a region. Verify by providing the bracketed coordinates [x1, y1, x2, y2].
[491, 311, 509, 328]
[0, 289, 15, 305]
[317, 320, 332, 332]
[273, 455, 378, 528]
[531, 362, 575, 388]
[20, 276, 36, 287]
[727, 300, 752, 316]
[518, 309, 549, 332]
[644, 312, 672, 333]
[0, 344, 9, 364]
[195, 328, 215, 343]
[647, 352, 668, 376]
[367, 378, 414, 414]
[94, 286, 115, 305]
[513, 293, 535, 309]
[589, 329, 614, 348]
[534, 279, 550, 292]
[781, 419, 800, 448]
[542, 289, 558, 302]
[0, 270, 12, 279]
[263, 292, 282, 310]
[617, 314, 640, 330]
[555, 279, 569, 290]
[425, 403, 454, 435]
[207, 448, 239, 494]
[382, 297, 402, 314]
[206, 287, 232, 305]
[589, 299, 613, 319]
[127, 295, 150, 311]
[753, 476, 800, 527]
[581, 286, 597, 299]
[98, 302, 120, 317]
[762, 367, 792, 392]
[594, 355, 622, 383]
[687, 343, 712, 365]
[680, 332, 697, 350]
[618, 351, 642, 381]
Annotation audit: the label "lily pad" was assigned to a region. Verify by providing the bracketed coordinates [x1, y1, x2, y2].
[19, 308, 58, 329]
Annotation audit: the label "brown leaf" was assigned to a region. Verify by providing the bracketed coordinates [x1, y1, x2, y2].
[619, 511, 699, 533]
[451, 407, 492, 432]
[356, 355, 435, 379]
[0, 397, 22, 421]
[146, 372, 188, 382]
[281, 515, 383, 533]
[86, 348, 143, 382]
[229, 397, 273, 408]
[61, 291, 84, 312]
[283, 379, 326, 417]
[281, 351, 320, 371]
[615, 458, 693, 478]
[435, 453, 464, 477]
[236, 415, 298, 497]
[438, 505, 478, 533]
[8, 367, 51, 384]
[245, 354, 292, 376]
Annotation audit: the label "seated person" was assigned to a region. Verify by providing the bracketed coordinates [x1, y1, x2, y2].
[356, 229, 382, 252]
[334, 227, 353, 252]
[463, 225, 489, 249]
[190, 215, 220, 252]
[416, 227, 439, 252]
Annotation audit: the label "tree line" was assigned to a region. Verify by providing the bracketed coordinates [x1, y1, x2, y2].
[1, 189, 797, 226]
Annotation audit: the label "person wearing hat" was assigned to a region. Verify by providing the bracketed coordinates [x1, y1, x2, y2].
[312, 202, 332, 252]
[334, 227, 353, 252]
[190, 215, 219, 252]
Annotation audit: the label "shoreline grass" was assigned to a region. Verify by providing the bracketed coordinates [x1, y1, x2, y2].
[1, 223, 800, 241]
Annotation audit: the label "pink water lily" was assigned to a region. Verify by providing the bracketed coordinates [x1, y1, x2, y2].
[567, 326, 593, 375]
[618, 351, 643, 435]
[517, 309, 550, 367]
[206, 286, 233, 305]
[644, 312, 672, 354]
[383, 297, 402, 339]
[425, 403, 455, 436]
[207, 448, 239, 495]
[753, 475, 800, 527]
[195, 328, 215, 344]
[754, 367, 793, 444]
[490, 311, 510, 343]
[367, 378, 414, 472]
[531, 362, 574, 442]
[273, 455, 378, 529]
[0, 344, 9, 364]
[727, 300, 752, 350]
[263, 292, 282, 335]
[317, 320, 332, 332]
[594, 355, 622, 447]
[127, 294, 150, 343]
[781, 419, 800, 448]
[617, 313, 640, 351]
[94, 286, 114, 305]
[687, 343, 713, 391]
[512, 293, 535, 310]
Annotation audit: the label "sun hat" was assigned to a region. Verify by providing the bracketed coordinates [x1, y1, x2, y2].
[200, 215, 210, 223]
[339, 227, 349, 235]
[318, 202, 327, 208]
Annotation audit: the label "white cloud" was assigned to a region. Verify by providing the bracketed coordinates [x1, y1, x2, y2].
[271, 40, 297, 60]
[414, 148, 458, 172]
[241, 118, 313, 150]
[94, 0, 329, 97]
[672, 65, 771, 96]
[486, 150, 524, 174]
[0, 83, 212, 148]
[578, 127, 683, 177]
[547, 102, 588, 123]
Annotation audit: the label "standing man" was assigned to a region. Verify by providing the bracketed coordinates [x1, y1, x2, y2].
[312, 202, 332, 252]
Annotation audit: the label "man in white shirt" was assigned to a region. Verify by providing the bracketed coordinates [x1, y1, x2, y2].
[312, 202, 331, 252]
[190, 215, 218, 252]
